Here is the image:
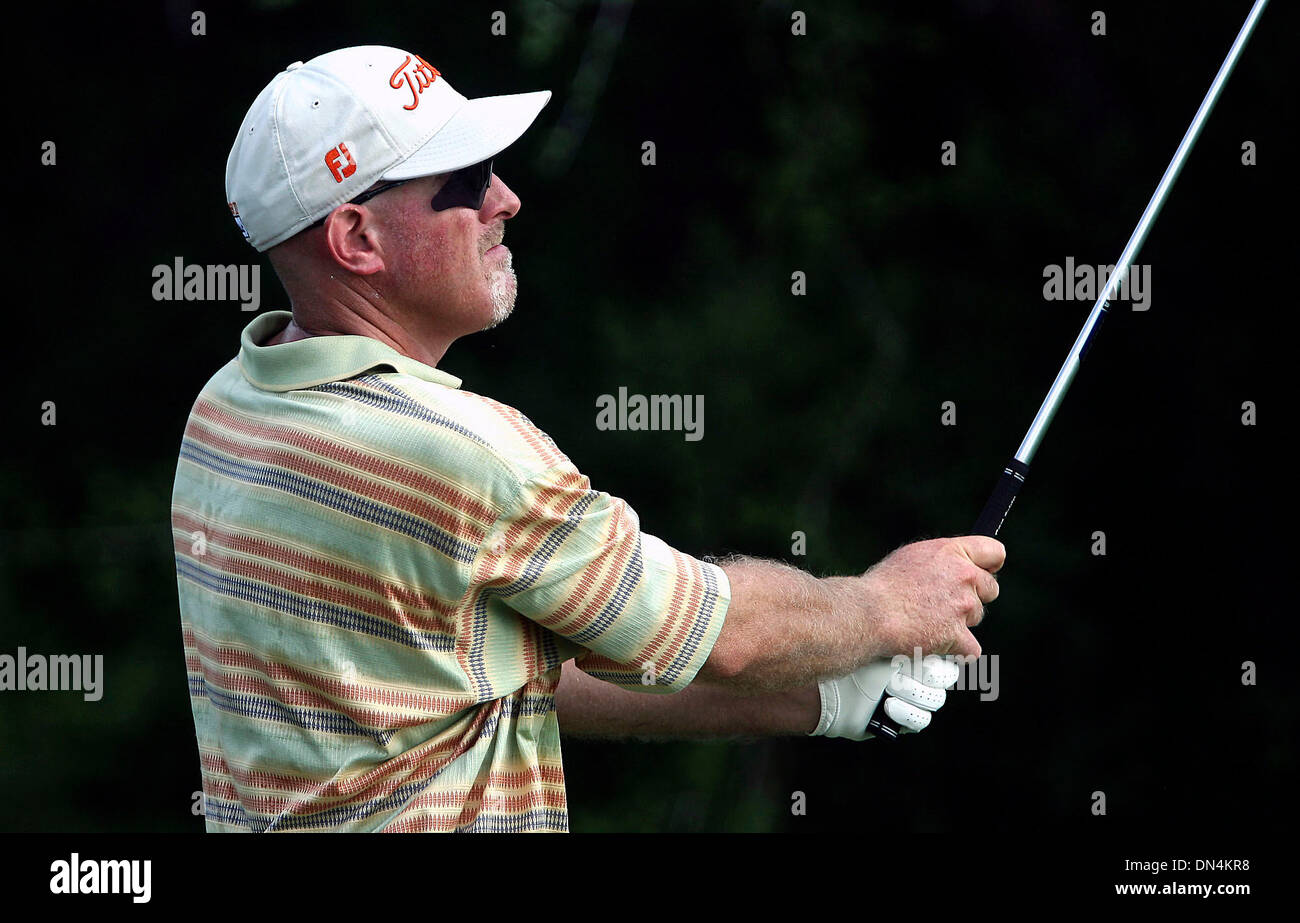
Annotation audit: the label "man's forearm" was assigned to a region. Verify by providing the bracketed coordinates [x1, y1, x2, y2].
[698, 539, 998, 695]
[554, 660, 820, 740]
[698, 556, 886, 694]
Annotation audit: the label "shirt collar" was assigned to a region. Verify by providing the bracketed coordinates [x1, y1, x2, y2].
[237, 311, 463, 392]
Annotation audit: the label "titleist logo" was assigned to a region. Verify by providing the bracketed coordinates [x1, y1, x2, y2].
[390, 53, 441, 110]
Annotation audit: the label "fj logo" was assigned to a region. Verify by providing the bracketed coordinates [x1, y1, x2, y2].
[325, 142, 357, 183]
[390, 53, 441, 110]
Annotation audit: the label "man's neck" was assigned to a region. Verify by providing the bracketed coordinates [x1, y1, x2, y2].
[263, 318, 314, 347]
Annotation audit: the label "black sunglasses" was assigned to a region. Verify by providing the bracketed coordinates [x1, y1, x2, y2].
[310, 158, 493, 229]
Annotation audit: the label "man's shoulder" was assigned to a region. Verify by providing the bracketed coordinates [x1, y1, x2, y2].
[387, 373, 567, 460]
[310, 371, 575, 488]
[182, 362, 579, 515]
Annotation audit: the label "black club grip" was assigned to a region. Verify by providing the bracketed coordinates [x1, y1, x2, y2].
[864, 457, 1030, 739]
[971, 458, 1030, 538]
[865, 698, 904, 740]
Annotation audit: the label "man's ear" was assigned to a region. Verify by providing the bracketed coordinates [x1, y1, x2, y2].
[322, 206, 387, 275]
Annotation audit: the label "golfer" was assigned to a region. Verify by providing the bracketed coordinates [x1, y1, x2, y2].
[171, 46, 1004, 832]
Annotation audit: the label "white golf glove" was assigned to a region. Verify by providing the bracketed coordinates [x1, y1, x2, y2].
[811, 655, 961, 740]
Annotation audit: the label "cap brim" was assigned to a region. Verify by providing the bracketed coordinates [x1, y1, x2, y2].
[381, 90, 552, 179]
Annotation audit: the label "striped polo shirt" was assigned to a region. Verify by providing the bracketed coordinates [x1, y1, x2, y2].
[171, 311, 730, 832]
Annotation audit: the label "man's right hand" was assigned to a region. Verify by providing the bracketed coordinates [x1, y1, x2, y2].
[853, 536, 1005, 660]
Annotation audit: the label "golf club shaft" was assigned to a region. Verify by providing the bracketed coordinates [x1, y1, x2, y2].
[865, 0, 1269, 740]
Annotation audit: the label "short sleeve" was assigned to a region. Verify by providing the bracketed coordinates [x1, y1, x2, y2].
[471, 466, 730, 692]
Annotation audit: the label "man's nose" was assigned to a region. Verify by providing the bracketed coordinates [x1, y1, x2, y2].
[485, 174, 521, 220]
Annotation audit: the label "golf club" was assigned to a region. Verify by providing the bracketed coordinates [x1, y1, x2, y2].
[865, 0, 1271, 740]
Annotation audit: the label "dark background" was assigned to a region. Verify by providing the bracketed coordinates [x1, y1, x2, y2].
[4, 0, 1294, 837]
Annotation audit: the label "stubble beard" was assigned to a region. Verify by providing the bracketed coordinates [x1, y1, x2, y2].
[483, 249, 516, 331]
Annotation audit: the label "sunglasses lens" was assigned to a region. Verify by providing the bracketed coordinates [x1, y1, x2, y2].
[431, 159, 493, 211]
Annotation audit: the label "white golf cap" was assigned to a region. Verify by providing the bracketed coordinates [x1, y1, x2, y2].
[225, 46, 551, 252]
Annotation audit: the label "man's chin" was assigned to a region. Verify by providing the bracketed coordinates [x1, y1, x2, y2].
[482, 294, 515, 331]
[484, 270, 516, 330]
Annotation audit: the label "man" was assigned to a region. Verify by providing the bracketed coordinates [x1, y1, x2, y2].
[172, 45, 1004, 833]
